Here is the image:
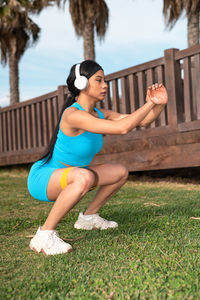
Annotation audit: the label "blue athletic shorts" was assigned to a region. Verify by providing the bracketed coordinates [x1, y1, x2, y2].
[27, 159, 56, 202]
[27, 159, 89, 202]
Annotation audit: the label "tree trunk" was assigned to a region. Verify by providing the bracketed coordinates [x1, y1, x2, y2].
[187, 13, 199, 48]
[8, 38, 20, 105]
[83, 21, 95, 61]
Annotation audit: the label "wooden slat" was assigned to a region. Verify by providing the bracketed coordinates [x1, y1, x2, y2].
[175, 44, 200, 60]
[52, 97, 59, 131]
[11, 110, 17, 151]
[36, 102, 42, 147]
[112, 79, 120, 112]
[31, 104, 37, 148]
[7, 110, 12, 151]
[0, 112, 2, 152]
[137, 72, 145, 107]
[157, 65, 167, 126]
[183, 57, 192, 122]
[104, 81, 112, 110]
[178, 120, 200, 132]
[20, 107, 26, 149]
[42, 100, 48, 146]
[16, 108, 21, 150]
[57, 85, 65, 115]
[2, 112, 7, 152]
[193, 54, 200, 120]
[128, 74, 138, 113]
[120, 77, 130, 114]
[164, 49, 179, 129]
[26, 105, 32, 149]
[47, 99, 53, 141]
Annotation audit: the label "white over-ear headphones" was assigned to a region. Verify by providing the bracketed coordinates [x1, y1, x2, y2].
[74, 63, 88, 90]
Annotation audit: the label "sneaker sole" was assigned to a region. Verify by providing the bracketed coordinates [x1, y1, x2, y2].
[30, 246, 72, 255]
[74, 225, 117, 230]
[74, 224, 98, 230]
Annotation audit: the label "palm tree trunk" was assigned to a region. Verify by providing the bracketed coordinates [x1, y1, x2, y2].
[83, 21, 95, 61]
[8, 39, 20, 105]
[187, 13, 199, 48]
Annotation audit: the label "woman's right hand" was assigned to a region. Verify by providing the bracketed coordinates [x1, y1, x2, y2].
[146, 83, 168, 105]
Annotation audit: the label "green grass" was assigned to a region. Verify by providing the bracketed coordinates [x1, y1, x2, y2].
[0, 167, 200, 299]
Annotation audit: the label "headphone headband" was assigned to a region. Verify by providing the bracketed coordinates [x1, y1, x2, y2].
[74, 63, 88, 90]
[75, 63, 81, 78]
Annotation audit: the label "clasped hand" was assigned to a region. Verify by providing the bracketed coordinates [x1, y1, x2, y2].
[146, 83, 168, 105]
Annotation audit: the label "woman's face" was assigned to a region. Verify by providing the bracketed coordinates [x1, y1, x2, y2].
[85, 69, 108, 101]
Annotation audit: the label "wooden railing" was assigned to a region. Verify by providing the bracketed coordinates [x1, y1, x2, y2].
[0, 46, 200, 166]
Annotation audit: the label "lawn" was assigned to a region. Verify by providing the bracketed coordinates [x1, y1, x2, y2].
[0, 167, 200, 299]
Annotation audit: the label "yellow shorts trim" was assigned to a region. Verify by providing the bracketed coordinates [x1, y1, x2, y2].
[60, 168, 73, 189]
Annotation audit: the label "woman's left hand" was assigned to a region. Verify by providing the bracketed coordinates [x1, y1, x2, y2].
[146, 83, 168, 105]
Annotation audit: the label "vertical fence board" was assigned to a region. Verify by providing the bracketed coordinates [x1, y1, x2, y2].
[47, 99, 53, 141]
[121, 77, 130, 114]
[128, 74, 138, 113]
[7, 110, 12, 151]
[104, 81, 112, 110]
[52, 97, 58, 131]
[183, 57, 192, 122]
[31, 104, 37, 148]
[194, 54, 200, 120]
[16, 108, 21, 150]
[3, 112, 7, 152]
[0, 113, 2, 152]
[36, 102, 43, 147]
[11, 110, 17, 151]
[112, 80, 120, 112]
[137, 72, 145, 108]
[42, 100, 48, 146]
[57, 86, 65, 115]
[20, 107, 26, 149]
[157, 66, 167, 126]
[26, 105, 32, 149]
[164, 49, 179, 129]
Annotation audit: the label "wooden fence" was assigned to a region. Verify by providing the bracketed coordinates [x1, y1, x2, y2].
[0, 45, 200, 171]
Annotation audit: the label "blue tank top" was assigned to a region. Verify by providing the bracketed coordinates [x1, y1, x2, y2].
[44, 102, 104, 168]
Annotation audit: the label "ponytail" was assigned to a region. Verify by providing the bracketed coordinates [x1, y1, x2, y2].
[40, 92, 75, 163]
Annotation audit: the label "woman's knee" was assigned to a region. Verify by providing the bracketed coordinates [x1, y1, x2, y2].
[118, 164, 129, 181]
[74, 169, 95, 193]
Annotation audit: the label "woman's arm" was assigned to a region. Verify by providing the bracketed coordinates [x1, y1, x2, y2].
[63, 101, 155, 135]
[101, 83, 168, 127]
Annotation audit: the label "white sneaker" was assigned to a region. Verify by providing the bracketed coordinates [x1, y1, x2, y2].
[74, 212, 118, 230]
[29, 227, 72, 255]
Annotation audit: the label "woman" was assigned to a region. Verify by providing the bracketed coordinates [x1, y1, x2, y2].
[27, 60, 168, 255]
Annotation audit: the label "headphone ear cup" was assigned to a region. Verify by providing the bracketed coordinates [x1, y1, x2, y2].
[74, 75, 88, 90]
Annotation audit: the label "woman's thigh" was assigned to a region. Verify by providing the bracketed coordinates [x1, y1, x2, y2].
[88, 163, 128, 186]
[46, 167, 95, 201]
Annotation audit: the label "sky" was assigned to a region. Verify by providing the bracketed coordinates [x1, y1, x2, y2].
[0, 0, 187, 108]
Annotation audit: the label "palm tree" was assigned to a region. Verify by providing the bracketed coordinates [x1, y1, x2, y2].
[0, 0, 40, 104]
[163, 0, 200, 47]
[0, 0, 61, 105]
[69, 0, 109, 60]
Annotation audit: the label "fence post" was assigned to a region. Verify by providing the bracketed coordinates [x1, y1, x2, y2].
[164, 48, 181, 130]
[57, 85, 65, 114]
[0, 112, 2, 153]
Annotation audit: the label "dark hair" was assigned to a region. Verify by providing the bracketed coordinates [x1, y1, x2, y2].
[40, 60, 103, 164]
